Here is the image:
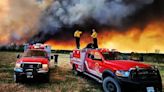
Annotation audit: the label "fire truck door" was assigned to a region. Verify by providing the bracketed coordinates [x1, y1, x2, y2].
[92, 52, 103, 74]
[86, 56, 95, 70]
[86, 51, 102, 76]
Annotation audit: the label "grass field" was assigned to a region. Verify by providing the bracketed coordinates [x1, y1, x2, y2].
[0, 52, 163, 92]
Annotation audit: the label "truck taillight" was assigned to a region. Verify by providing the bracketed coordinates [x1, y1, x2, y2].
[73, 50, 80, 58]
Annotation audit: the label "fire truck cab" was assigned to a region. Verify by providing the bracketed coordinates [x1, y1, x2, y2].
[14, 43, 52, 82]
[70, 48, 162, 92]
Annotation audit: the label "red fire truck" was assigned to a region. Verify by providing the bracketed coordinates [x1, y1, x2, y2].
[14, 43, 52, 82]
[70, 48, 162, 92]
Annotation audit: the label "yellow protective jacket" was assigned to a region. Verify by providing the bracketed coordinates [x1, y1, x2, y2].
[74, 30, 82, 38]
[91, 31, 97, 38]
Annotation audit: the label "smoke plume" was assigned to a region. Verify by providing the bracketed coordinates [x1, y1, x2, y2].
[31, 0, 163, 43]
[0, 0, 164, 52]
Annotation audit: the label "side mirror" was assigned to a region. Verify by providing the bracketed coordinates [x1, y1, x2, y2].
[51, 56, 54, 59]
[17, 54, 20, 58]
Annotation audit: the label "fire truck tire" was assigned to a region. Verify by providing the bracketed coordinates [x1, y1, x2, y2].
[103, 77, 121, 92]
[14, 74, 21, 83]
[72, 64, 79, 75]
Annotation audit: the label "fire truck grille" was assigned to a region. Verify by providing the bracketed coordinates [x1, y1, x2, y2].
[130, 69, 158, 81]
[21, 63, 42, 69]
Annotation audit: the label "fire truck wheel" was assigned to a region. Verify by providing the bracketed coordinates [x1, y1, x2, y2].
[103, 77, 121, 92]
[14, 74, 20, 83]
[72, 65, 78, 75]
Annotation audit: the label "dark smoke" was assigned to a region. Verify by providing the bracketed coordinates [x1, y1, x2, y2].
[29, 0, 164, 43]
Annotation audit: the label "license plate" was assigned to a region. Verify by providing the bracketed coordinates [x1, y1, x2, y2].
[146, 87, 155, 92]
[27, 75, 33, 78]
[26, 72, 32, 75]
[26, 72, 33, 78]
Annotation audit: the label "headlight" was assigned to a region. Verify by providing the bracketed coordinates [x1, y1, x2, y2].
[42, 64, 48, 70]
[15, 63, 21, 68]
[151, 65, 158, 69]
[115, 70, 130, 77]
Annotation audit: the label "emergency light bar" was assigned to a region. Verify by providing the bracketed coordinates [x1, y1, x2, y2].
[24, 43, 51, 58]
[24, 43, 51, 51]
[28, 45, 44, 49]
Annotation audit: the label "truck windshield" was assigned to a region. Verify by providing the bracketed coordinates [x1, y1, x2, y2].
[102, 52, 123, 60]
[23, 50, 47, 57]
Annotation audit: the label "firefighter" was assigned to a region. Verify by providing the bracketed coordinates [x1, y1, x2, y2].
[91, 29, 98, 48]
[74, 30, 82, 49]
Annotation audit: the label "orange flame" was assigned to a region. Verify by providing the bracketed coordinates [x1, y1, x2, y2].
[45, 20, 164, 53]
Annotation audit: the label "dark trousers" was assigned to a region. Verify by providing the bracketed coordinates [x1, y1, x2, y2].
[75, 37, 80, 49]
[93, 38, 98, 48]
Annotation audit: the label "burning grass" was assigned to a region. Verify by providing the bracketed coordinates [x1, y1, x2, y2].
[0, 52, 163, 92]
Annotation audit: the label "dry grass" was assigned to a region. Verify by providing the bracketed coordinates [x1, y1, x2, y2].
[0, 52, 163, 92]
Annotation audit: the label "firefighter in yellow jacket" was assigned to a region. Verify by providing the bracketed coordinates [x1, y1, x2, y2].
[74, 30, 82, 49]
[91, 29, 98, 48]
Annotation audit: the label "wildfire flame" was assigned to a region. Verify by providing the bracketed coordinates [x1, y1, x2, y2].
[0, 0, 51, 46]
[45, 20, 164, 53]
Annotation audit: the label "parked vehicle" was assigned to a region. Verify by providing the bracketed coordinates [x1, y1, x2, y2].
[70, 48, 162, 92]
[14, 43, 52, 82]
